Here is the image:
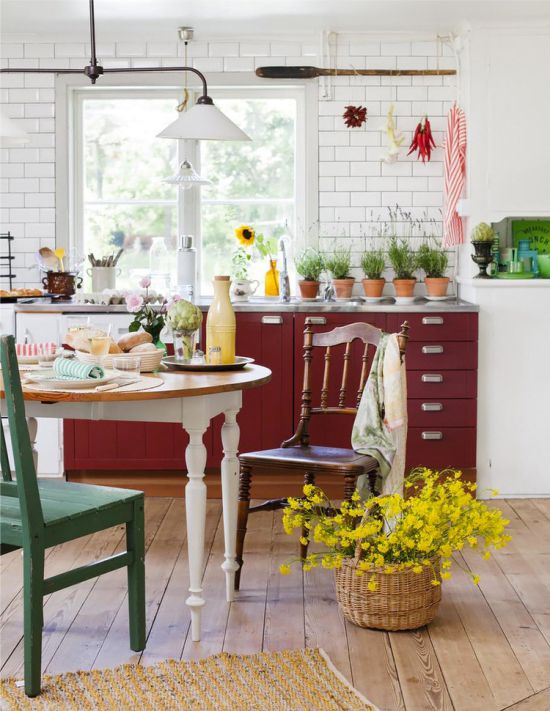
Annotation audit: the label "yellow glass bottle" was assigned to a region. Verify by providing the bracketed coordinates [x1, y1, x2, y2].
[206, 275, 236, 364]
[264, 258, 280, 296]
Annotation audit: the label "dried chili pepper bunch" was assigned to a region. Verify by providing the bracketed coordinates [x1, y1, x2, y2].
[343, 105, 368, 128]
[408, 116, 436, 162]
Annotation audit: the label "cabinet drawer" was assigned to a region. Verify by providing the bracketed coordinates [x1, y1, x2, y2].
[408, 399, 476, 427]
[406, 427, 476, 469]
[407, 370, 477, 398]
[388, 313, 478, 342]
[405, 342, 477, 370]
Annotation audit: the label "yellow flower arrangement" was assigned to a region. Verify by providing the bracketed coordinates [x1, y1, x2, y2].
[280, 469, 511, 588]
[235, 225, 256, 247]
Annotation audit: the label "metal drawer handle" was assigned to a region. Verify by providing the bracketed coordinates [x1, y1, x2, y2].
[261, 315, 283, 325]
[422, 431, 443, 440]
[421, 402, 443, 412]
[422, 316, 444, 325]
[421, 373, 443, 383]
[306, 316, 327, 326]
[422, 345, 444, 354]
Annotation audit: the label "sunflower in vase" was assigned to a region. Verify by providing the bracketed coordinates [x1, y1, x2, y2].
[231, 225, 279, 300]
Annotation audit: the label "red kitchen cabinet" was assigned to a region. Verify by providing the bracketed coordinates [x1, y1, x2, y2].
[210, 312, 295, 463]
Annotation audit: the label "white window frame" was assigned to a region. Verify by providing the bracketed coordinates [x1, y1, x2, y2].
[56, 72, 318, 294]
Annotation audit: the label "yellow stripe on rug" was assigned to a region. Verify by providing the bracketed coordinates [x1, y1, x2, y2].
[0, 648, 378, 711]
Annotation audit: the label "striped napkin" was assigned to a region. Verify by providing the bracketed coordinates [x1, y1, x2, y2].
[53, 357, 105, 380]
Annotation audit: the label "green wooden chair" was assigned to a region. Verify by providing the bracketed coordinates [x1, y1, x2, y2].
[0, 334, 146, 697]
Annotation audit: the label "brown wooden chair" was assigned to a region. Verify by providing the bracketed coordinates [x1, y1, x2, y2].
[235, 319, 409, 590]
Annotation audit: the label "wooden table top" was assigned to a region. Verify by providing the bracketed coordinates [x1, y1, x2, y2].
[1, 364, 272, 403]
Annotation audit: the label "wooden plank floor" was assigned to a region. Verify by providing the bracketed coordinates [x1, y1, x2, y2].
[1, 499, 549, 710]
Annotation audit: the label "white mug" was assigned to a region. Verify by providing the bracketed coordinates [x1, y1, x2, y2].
[230, 278, 260, 302]
[87, 266, 121, 292]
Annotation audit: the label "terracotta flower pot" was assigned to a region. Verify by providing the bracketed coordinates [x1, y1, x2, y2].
[298, 280, 320, 299]
[332, 278, 355, 299]
[361, 278, 385, 298]
[425, 277, 449, 297]
[393, 278, 416, 298]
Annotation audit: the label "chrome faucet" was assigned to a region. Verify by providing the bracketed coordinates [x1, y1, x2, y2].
[323, 280, 335, 302]
[279, 238, 291, 303]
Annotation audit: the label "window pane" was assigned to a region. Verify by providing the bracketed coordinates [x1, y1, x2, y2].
[200, 202, 294, 295]
[84, 203, 177, 291]
[83, 98, 177, 201]
[200, 98, 296, 294]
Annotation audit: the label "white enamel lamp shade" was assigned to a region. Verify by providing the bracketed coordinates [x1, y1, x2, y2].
[157, 102, 251, 141]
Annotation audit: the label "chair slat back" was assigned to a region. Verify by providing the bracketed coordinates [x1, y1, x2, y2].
[0, 335, 44, 538]
[0, 419, 13, 482]
[283, 320, 409, 448]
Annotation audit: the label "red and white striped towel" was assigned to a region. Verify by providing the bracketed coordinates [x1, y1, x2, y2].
[443, 104, 467, 247]
[15, 342, 58, 357]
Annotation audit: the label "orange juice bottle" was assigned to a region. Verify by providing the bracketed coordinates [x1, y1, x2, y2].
[206, 276, 236, 364]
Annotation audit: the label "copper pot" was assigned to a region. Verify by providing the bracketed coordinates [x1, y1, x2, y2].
[42, 271, 83, 296]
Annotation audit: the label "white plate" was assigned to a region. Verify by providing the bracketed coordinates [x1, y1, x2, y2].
[394, 296, 417, 304]
[17, 352, 60, 365]
[364, 296, 385, 303]
[24, 369, 118, 389]
[424, 295, 452, 301]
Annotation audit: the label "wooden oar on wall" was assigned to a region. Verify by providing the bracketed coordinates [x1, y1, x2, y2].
[256, 66, 456, 79]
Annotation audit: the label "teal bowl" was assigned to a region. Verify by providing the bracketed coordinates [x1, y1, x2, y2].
[538, 254, 550, 278]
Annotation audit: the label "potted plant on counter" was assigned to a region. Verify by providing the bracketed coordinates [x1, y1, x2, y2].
[295, 248, 325, 299]
[325, 247, 355, 299]
[471, 222, 496, 279]
[417, 242, 450, 297]
[388, 237, 418, 299]
[360, 247, 386, 299]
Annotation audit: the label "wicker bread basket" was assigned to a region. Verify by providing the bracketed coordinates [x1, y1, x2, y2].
[335, 554, 442, 631]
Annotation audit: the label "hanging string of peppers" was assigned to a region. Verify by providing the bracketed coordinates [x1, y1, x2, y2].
[408, 116, 436, 162]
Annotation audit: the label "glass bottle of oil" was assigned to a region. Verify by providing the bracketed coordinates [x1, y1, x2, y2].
[206, 276, 236, 364]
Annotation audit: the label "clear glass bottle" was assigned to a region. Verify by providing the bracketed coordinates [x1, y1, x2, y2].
[206, 276, 236, 364]
[149, 236, 172, 293]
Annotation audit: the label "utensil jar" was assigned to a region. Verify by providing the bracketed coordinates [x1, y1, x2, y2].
[42, 271, 83, 296]
[87, 266, 120, 292]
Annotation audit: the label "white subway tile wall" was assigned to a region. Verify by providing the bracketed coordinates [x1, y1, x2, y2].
[0, 38, 456, 286]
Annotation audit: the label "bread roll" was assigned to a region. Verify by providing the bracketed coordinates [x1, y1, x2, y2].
[108, 340, 123, 354]
[130, 342, 158, 353]
[64, 327, 106, 353]
[118, 331, 153, 352]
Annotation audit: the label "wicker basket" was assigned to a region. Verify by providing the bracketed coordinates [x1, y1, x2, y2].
[335, 555, 442, 631]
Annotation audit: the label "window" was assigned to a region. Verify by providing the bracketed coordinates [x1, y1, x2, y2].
[72, 84, 309, 296]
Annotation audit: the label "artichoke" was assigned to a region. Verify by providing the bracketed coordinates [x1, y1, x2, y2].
[167, 299, 203, 332]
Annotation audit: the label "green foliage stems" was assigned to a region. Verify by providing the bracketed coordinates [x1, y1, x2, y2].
[295, 249, 325, 282]
[360, 249, 386, 280]
[417, 243, 449, 278]
[388, 237, 418, 280]
[325, 247, 353, 280]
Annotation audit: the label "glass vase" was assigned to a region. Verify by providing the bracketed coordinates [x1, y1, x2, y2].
[264, 258, 280, 296]
[173, 329, 197, 361]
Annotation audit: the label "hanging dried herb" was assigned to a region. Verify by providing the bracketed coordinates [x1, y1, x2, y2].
[343, 105, 368, 128]
[408, 116, 436, 162]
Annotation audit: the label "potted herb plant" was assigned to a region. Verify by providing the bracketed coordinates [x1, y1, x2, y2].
[295, 248, 325, 299]
[471, 222, 496, 279]
[417, 242, 450, 297]
[280, 469, 511, 631]
[360, 247, 386, 299]
[325, 247, 354, 299]
[388, 237, 418, 298]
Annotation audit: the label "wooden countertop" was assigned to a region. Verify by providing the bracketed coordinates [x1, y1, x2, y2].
[0, 364, 272, 403]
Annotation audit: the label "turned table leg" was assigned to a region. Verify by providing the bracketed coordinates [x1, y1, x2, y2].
[184, 424, 208, 642]
[220, 407, 241, 602]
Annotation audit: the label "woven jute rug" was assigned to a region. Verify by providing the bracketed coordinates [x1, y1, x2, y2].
[0, 648, 378, 711]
